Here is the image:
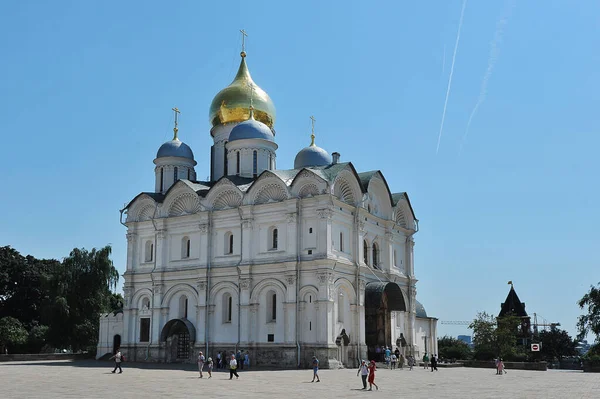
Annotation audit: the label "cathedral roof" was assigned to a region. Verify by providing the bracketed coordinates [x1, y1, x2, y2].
[499, 286, 528, 318]
[156, 138, 195, 160]
[415, 300, 428, 318]
[228, 115, 275, 142]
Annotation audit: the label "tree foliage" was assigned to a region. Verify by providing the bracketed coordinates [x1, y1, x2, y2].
[577, 283, 600, 342]
[469, 311, 526, 361]
[0, 317, 28, 352]
[0, 245, 119, 353]
[538, 328, 577, 361]
[437, 335, 472, 360]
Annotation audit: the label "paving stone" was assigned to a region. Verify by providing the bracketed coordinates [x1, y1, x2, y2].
[0, 360, 598, 399]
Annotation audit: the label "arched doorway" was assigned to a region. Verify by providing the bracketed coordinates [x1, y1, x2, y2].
[365, 282, 406, 361]
[160, 319, 196, 362]
[112, 335, 121, 354]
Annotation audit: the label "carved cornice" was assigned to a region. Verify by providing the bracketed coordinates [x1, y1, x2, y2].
[317, 208, 333, 220]
[285, 275, 296, 286]
[286, 213, 297, 224]
[199, 224, 209, 233]
[242, 219, 253, 229]
[157, 230, 167, 239]
[153, 284, 164, 295]
[126, 233, 137, 243]
[197, 280, 207, 291]
[317, 272, 334, 285]
[239, 278, 252, 290]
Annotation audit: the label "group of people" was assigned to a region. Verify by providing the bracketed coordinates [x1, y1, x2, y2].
[357, 360, 379, 390]
[198, 350, 250, 380]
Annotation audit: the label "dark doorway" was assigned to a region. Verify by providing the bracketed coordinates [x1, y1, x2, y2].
[364, 282, 406, 361]
[112, 335, 121, 354]
[160, 319, 196, 362]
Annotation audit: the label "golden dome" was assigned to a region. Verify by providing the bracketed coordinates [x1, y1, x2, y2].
[209, 53, 276, 128]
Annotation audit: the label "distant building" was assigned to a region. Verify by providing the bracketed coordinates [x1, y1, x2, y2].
[498, 283, 531, 345]
[457, 335, 471, 345]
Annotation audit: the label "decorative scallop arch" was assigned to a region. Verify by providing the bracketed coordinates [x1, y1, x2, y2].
[137, 204, 156, 222]
[213, 190, 243, 210]
[127, 196, 156, 222]
[168, 192, 202, 217]
[334, 278, 357, 303]
[298, 183, 320, 198]
[254, 183, 288, 204]
[395, 207, 407, 228]
[334, 177, 358, 205]
[367, 175, 393, 220]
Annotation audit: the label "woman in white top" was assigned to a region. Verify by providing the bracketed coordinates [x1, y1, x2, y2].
[229, 354, 239, 380]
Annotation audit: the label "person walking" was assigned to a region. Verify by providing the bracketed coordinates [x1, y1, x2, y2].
[311, 356, 320, 382]
[217, 352, 222, 370]
[229, 354, 239, 379]
[367, 360, 379, 391]
[423, 353, 429, 370]
[357, 360, 369, 390]
[384, 347, 391, 369]
[391, 354, 397, 370]
[430, 354, 438, 372]
[197, 351, 206, 378]
[110, 348, 124, 374]
[207, 357, 213, 378]
[408, 355, 414, 371]
[244, 352, 250, 369]
[399, 353, 405, 369]
[498, 358, 506, 375]
[236, 351, 243, 370]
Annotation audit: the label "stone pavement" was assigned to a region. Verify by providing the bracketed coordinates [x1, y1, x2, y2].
[0, 360, 599, 399]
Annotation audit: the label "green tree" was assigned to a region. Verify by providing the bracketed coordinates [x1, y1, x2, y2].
[0, 316, 28, 353]
[437, 335, 472, 360]
[496, 313, 524, 360]
[577, 283, 600, 341]
[538, 328, 577, 361]
[470, 312, 497, 360]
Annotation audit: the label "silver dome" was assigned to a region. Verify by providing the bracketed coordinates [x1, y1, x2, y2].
[156, 139, 194, 160]
[229, 118, 274, 142]
[294, 144, 331, 169]
[415, 300, 428, 318]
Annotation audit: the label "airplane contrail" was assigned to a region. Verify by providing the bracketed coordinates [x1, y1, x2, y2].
[460, 0, 515, 153]
[436, 0, 468, 155]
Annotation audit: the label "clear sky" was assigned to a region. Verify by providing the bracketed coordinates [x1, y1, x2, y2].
[1, 0, 598, 340]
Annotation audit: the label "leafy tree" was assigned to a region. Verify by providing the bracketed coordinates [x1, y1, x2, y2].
[437, 335, 472, 360]
[538, 328, 577, 361]
[0, 316, 28, 353]
[496, 314, 525, 360]
[577, 283, 600, 342]
[470, 312, 497, 360]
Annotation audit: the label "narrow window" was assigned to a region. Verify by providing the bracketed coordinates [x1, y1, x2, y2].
[160, 168, 164, 192]
[270, 227, 278, 250]
[184, 298, 188, 318]
[224, 232, 233, 254]
[223, 293, 232, 323]
[228, 295, 232, 322]
[182, 236, 190, 259]
[339, 232, 343, 252]
[269, 154, 272, 170]
[308, 249, 312, 255]
[309, 321, 312, 331]
[150, 243, 153, 261]
[309, 228, 313, 234]
[363, 240, 368, 265]
[267, 334, 274, 342]
[174, 167, 178, 182]
[236, 151, 240, 176]
[145, 241, 153, 262]
[338, 292, 344, 322]
[253, 150, 257, 177]
[179, 295, 188, 319]
[372, 242, 379, 268]
[229, 234, 234, 254]
[187, 169, 190, 180]
[271, 293, 277, 321]
[224, 143, 228, 175]
[140, 318, 150, 342]
[394, 250, 397, 266]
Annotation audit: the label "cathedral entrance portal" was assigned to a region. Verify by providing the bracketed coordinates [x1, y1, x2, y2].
[364, 282, 406, 361]
[160, 319, 196, 362]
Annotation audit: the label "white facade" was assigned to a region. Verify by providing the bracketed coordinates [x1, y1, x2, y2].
[97, 51, 437, 369]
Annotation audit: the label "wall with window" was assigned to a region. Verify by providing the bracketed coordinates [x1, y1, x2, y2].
[210, 288, 238, 343]
[300, 291, 317, 343]
[255, 285, 285, 343]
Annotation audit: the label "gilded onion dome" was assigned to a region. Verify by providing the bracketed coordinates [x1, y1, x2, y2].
[209, 53, 276, 129]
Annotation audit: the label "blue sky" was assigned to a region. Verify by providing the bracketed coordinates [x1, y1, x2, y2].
[1, 0, 598, 340]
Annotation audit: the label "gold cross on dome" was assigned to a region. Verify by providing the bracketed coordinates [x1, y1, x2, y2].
[310, 115, 316, 146]
[172, 107, 180, 139]
[240, 29, 248, 53]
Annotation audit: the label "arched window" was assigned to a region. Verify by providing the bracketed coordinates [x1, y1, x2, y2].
[269, 154, 272, 170]
[187, 169, 190, 180]
[141, 297, 150, 310]
[267, 290, 277, 321]
[269, 226, 278, 250]
[393, 249, 397, 267]
[363, 240, 369, 265]
[174, 167, 178, 182]
[224, 232, 233, 254]
[339, 232, 344, 252]
[338, 291, 344, 322]
[223, 293, 232, 323]
[179, 295, 188, 319]
[145, 241, 153, 262]
[253, 150, 258, 177]
[160, 168, 164, 192]
[224, 142, 228, 175]
[181, 236, 191, 259]
[236, 151, 240, 176]
[372, 242, 379, 269]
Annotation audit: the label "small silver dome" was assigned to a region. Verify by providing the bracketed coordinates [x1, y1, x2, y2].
[156, 139, 194, 160]
[415, 300, 428, 318]
[294, 144, 331, 169]
[229, 118, 274, 142]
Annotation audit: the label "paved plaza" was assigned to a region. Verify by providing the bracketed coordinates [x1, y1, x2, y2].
[0, 360, 598, 398]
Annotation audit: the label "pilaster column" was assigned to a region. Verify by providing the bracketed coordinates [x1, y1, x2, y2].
[317, 208, 333, 256]
[199, 224, 209, 266]
[286, 213, 297, 254]
[126, 233, 136, 271]
[156, 229, 167, 269]
[317, 272, 334, 344]
[196, 280, 207, 343]
[249, 303, 259, 343]
[357, 280, 366, 346]
[151, 284, 165, 344]
[239, 278, 252, 344]
[130, 309, 138, 344]
[241, 219, 253, 261]
[285, 275, 297, 344]
[384, 230, 393, 272]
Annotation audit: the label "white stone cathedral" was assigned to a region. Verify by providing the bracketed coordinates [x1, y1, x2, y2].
[97, 47, 437, 368]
